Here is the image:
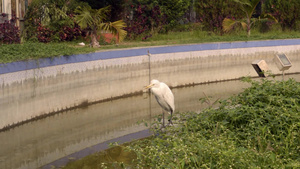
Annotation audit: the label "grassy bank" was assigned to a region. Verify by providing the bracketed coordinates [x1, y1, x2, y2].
[63, 78, 300, 168]
[1, 29, 300, 64]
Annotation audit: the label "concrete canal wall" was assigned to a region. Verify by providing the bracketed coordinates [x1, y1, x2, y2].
[1, 39, 300, 130]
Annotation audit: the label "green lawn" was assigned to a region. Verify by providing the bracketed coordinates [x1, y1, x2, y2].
[1, 29, 300, 64]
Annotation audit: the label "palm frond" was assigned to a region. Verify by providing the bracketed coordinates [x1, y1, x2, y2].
[241, 22, 247, 30]
[234, 0, 260, 17]
[223, 18, 247, 32]
[247, 0, 260, 16]
[94, 6, 111, 23]
[100, 20, 127, 42]
[233, 0, 251, 6]
[74, 6, 94, 29]
[223, 18, 237, 32]
[260, 13, 278, 23]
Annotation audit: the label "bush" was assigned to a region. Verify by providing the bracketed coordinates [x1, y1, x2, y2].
[124, 4, 166, 40]
[124, 0, 190, 40]
[23, 0, 86, 43]
[128, 78, 300, 168]
[59, 24, 83, 41]
[264, 0, 300, 30]
[0, 14, 20, 44]
[36, 23, 54, 43]
[195, 0, 244, 33]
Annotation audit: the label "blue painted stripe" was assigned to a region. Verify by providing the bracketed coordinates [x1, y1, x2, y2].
[1, 39, 300, 74]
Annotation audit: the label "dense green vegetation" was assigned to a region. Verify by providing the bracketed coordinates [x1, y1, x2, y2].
[1, 0, 300, 64]
[63, 78, 300, 168]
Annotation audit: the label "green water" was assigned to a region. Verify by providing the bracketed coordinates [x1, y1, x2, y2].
[62, 143, 138, 169]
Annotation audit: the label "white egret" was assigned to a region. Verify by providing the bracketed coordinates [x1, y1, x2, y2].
[145, 79, 175, 127]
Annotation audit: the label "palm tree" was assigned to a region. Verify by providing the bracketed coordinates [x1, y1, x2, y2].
[74, 5, 127, 47]
[222, 0, 276, 37]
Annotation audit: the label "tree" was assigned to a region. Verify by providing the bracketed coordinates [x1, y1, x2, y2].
[78, 0, 125, 21]
[223, 0, 261, 36]
[223, 0, 276, 37]
[74, 5, 127, 47]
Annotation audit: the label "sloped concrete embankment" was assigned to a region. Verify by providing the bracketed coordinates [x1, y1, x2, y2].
[0, 40, 300, 130]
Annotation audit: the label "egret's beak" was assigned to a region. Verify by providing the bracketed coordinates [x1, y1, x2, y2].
[144, 84, 154, 89]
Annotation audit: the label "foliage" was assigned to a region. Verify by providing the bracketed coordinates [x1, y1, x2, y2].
[157, 0, 191, 29]
[124, 4, 166, 40]
[36, 23, 54, 43]
[195, 0, 243, 33]
[0, 14, 20, 44]
[59, 25, 83, 41]
[74, 5, 110, 30]
[264, 0, 300, 30]
[22, 0, 86, 42]
[100, 20, 127, 42]
[123, 0, 190, 40]
[74, 5, 127, 47]
[78, 0, 125, 21]
[222, 0, 259, 36]
[223, 0, 278, 37]
[127, 78, 300, 168]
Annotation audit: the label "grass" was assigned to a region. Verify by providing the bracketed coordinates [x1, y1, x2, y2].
[63, 78, 300, 169]
[1, 28, 300, 64]
[0, 42, 97, 64]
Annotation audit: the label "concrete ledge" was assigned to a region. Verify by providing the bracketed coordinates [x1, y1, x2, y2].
[1, 39, 300, 130]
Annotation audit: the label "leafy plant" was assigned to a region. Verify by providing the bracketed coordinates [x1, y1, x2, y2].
[0, 14, 20, 44]
[264, 0, 300, 30]
[222, 0, 277, 37]
[22, 0, 85, 42]
[195, 0, 243, 33]
[59, 24, 83, 41]
[74, 5, 127, 47]
[127, 78, 300, 168]
[124, 0, 190, 39]
[36, 23, 54, 43]
[124, 4, 166, 40]
[157, 0, 190, 29]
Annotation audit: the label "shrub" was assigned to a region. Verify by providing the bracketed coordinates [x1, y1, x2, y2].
[59, 24, 82, 41]
[264, 0, 300, 30]
[0, 14, 20, 44]
[195, 0, 243, 33]
[128, 78, 300, 168]
[124, 4, 166, 40]
[124, 0, 190, 40]
[36, 23, 54, 43]
[23, 0, 86, 42]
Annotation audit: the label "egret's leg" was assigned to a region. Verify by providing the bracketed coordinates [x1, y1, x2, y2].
[167, 113, 173, 126]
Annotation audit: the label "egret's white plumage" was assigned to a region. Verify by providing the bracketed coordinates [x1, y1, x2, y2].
[145, 79, 175, 126]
